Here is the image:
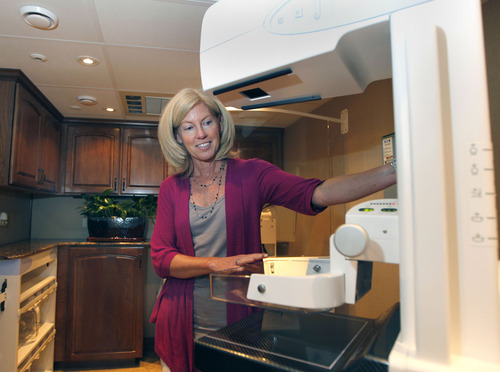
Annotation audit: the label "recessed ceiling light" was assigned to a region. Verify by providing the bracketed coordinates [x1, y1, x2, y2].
[19, 6, 59, 30]
[105, 107, 115, 112]
[76, 96, 98, 106]
[70, 106, 81, 110]
[77, 56, 99, 66]
[30, 53, 47, 62]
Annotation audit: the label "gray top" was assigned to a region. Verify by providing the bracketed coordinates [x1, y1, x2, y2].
[190, 196, 227, 333]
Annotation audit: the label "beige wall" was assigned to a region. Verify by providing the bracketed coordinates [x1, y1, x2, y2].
[283, 108, 344, 258]
[0, 189, 32, 246]
[284, 79, 399, 319]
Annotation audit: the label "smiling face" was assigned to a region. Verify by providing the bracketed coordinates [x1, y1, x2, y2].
[176, 102, 222, 166]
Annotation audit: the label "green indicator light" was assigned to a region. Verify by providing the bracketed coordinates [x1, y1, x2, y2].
[381, 208, 398, 212]
[359, 208, 374, 212]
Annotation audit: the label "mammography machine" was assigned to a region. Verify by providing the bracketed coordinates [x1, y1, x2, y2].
[198, 0, 500, 370]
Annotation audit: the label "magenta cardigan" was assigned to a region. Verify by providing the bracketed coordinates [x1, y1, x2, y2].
[150, 158, 324, 372]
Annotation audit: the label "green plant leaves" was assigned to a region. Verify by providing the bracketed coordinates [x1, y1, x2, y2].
[79, 189, 157, 219]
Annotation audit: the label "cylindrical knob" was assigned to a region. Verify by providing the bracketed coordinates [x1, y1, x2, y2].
[334, 224, 368, 257]
[257, 284, 266, 293]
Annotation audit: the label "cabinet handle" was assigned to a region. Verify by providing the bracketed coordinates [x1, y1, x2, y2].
[114, 177, 118, 192]
[41, 169, 46, 185]
[122, 178, 126, 192]
[37, 169, 45, 185]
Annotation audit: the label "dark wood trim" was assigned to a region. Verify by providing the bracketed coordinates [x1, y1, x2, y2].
[63, 117, 159, 127]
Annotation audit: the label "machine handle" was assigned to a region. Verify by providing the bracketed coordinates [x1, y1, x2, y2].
[333, 224, 368, 257]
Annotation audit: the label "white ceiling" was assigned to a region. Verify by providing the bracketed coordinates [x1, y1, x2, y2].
[0, 0, 329, 128]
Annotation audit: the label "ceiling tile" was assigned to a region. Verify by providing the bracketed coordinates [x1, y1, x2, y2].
[0, 37, 113, 88]
[105, 45, 202, 93]
[0, 0, 103, 42]
[94, 0, 208, 49]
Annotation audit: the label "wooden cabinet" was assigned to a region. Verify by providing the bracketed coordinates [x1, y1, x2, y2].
[64, 125, 120, 194]
[9, 85, 41, 190]
[0, 70, 62, 193]
[64, 124, 167, 195]
[37, 111, 61, 192]
[55, 245, 145, 364]
[121, 127, 167, 194]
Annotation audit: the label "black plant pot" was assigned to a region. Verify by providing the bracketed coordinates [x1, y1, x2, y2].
[87, 216, 146, 240]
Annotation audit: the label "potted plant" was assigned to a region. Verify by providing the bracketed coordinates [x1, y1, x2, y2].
[79, 189, 157, 241]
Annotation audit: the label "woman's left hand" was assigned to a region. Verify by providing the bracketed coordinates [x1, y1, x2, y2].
[169, 252, 268, 279]
[234, 253, 268, 267]
[207, 253, 268, 273]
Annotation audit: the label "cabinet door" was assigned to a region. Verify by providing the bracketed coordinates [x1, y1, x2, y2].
[10, 84, 43, 189]
[65, 125, 120, 194]
[120, 127, 168, 194]
[63, 246, 144, 361]
[37, 110, 61, 192]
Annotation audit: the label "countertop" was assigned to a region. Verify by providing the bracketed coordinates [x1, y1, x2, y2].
[0, 239, 151, 260]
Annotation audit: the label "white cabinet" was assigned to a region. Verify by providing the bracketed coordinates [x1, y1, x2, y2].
[0, 248, 57, 372]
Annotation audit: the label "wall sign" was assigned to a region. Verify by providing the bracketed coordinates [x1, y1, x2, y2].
[382, 133, 395, 165]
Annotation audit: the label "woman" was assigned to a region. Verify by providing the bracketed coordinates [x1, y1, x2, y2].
[150, 88, 396, 372]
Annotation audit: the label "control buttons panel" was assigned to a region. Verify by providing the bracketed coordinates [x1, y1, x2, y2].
[264, 0, 430, 35]
[266, 0, 335, 35]
[466, 142, 497, 248]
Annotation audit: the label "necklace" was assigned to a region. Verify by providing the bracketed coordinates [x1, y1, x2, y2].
[191, 161, 225, 188]
[190, 161, 226, 219]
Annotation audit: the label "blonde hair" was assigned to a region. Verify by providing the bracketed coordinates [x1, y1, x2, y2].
[158, 88, 236, 177]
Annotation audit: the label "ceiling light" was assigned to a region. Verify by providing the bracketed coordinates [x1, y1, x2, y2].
[30, 53, 47, 62]
[77, 56, 99, 66]
[19, 6, 59, 30]
[76, 96, 98, 106]
[105, 107, 115, 112]
[70, 106, 81, 110]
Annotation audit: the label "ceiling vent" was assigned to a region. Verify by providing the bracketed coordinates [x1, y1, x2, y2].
[125, 95, 143, 114]
[76, 96, 98, 106]
[121, 93, 172, 116]
[145, 96, 171, 115]
[19, 6, 59, 30]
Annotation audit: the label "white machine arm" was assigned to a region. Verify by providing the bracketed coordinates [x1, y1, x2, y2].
[246, 199, 399, 309]
[330, 199, 399, 304]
